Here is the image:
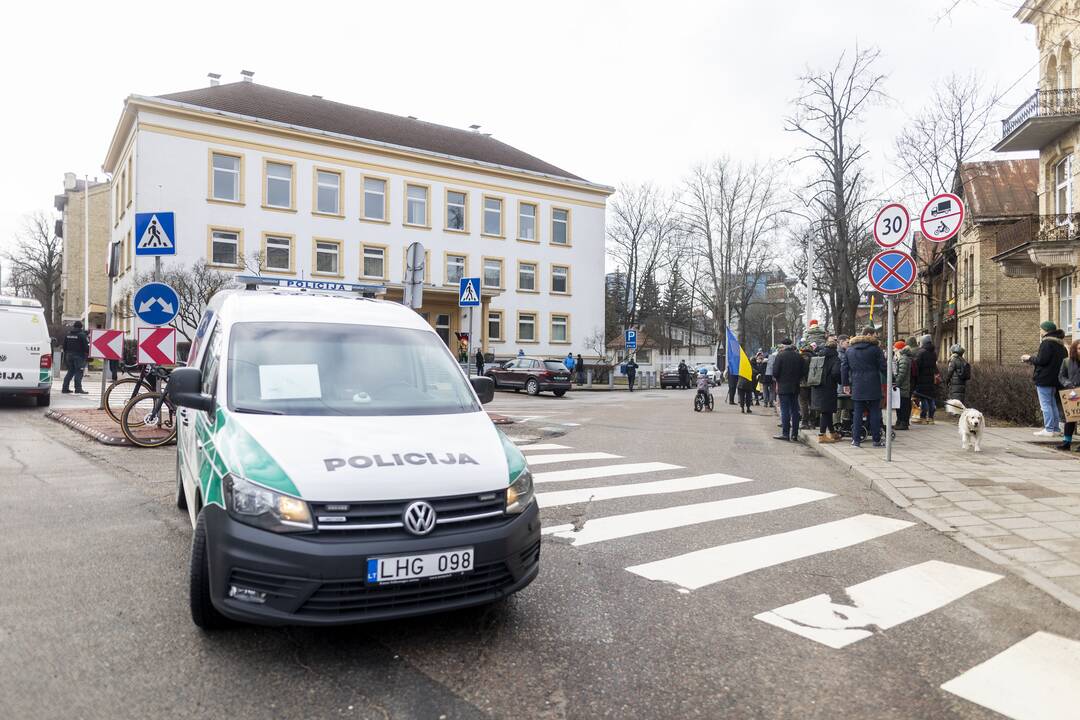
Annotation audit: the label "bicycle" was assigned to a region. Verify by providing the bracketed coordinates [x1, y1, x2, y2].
[119, 386, 177, 448]
[693, 389, 715, 412]
[104, 363, 172, 424]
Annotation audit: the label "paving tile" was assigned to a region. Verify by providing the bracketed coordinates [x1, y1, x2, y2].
[947, 514, 994, 528]
[1014, 526, 1071, 541]
[1001, 501, 1054, 512]
[993, 517, 1047, 529]
[1026, 510, 1075, 523]
[980, 512, 1024, 520]
[940, 491, 985, 502]
[1027, 559, 1080, 578]
[1037, 538, 1080, 554]
[1049, 520, 1080, 534]
[934, 508, 974, 518]
[1041, 496, 1080, 507]
[912, 497, 954, 509]
[958, 524, 1013, 538]
[1052, 575, 1080, 594]
[1001, 546, 1061, 563]
[898, 486, 938, 500]
[954, 500, 1006, 513]
[887, 477, 929, 488]
[928, 481, 968, 492]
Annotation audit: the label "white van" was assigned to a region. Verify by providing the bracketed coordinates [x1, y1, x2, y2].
[0, 296, 53, 406]
[168, 278, 540, 629]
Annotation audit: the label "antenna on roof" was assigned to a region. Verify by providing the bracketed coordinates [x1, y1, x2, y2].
[208, 72, 221, 87]
[469, 124, 481, 132]
[240, 69, 254, 83]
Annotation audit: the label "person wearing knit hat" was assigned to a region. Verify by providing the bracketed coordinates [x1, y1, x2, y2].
[893, 341, 906, 351]
[1024, 320, 1067, 436]
[894, 338, 915, 429]
[945, 344, 971, 405]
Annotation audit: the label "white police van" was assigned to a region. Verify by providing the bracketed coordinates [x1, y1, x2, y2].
[0, 296, 53, 406]
[168, 277, 539, 629]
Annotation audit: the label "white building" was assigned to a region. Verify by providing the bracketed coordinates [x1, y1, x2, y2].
[101, 73, 612, 358]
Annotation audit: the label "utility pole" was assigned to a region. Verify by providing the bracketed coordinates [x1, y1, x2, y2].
[83, 175, 90, 325]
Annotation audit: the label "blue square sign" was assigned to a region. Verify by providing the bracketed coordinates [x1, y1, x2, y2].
[134, 212, 176, 256]
[458, 277, 480, 307]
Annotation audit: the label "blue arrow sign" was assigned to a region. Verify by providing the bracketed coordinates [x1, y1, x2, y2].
[867, 250, 916, 295]
[133, 282, 180, 326]
[134, 212, 176, 256]
[458, 277, 480, 307]
[625, 329, 637, 350]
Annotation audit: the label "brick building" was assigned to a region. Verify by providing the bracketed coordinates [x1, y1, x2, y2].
[54, 174, 112, 328]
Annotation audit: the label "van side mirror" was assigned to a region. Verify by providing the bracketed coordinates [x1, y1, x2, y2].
[470, 376, 495, 404]
[167, 366, 214, 413]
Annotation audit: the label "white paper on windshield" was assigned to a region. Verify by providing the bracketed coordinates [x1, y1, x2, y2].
[258, 364, 322, 400]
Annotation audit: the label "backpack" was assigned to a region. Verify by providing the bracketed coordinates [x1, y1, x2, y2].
[807, 356, 825, 386]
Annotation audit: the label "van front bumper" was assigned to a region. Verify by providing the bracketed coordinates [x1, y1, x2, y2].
[203, 501, 540, 626]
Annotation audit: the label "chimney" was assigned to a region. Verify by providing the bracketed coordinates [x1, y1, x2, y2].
[63, 172, 77, 191]
[240, 69, 254, 83]
[208, 72, 221, 87]
[407, 115, 417, 120]
[469, 124, 481, 132]
[312, 94, 322, 99]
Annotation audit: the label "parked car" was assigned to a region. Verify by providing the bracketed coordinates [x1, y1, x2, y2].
[486, 357, 572, 396]
[697, 364, 721, 386]
[660, 365, 682, 389]
[0, 296, 52, 406]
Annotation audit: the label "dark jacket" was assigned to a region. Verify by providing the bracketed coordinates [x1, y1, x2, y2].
[841, 334, 887, 402]
[810, 345, 842, 413]
[1031, 332, 1067, 387]
[677, 362, 689, 382]
[1061, 356, 1080, 389]
[944, 355, 971, 401]
[772, 345, 805, 395]
[895, 347, 914, 398]
[913, 343, 939, 398]
[62, 329, 89, 356]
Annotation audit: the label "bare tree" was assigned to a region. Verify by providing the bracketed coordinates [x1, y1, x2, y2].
[785, 47, 886, 335]
[6, 212, 63, 336]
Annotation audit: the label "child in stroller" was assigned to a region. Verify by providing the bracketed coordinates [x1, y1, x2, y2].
[694, 367, 715, 412]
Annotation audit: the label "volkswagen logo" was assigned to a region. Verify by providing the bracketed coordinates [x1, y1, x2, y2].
[0, 355, 6, 362]
[402, 501, 437, 536]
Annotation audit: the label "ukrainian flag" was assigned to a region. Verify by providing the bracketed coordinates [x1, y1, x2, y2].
[726, 327, 753, 381]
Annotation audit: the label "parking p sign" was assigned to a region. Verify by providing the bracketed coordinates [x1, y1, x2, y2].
[625, 328, 637, 350]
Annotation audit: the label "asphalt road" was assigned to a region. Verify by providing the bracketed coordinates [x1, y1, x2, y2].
[1, 387, 1078, 719]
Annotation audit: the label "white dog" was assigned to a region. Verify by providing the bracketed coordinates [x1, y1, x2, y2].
[946, 399, 984, 452]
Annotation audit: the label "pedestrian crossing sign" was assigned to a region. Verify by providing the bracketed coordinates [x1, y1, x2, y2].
[458, 276, 480, 307]
[134, 212, 176, 256]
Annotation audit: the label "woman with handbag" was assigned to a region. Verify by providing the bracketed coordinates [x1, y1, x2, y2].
[912, 335, 939, 425]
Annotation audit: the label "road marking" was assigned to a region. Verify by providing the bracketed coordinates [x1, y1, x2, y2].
[627, 514, 913, 590]
[526, 452, 621, 466]
[518, 444, 572, 452]
[754, 560, 1003, 648]
[536, 473, 753, 508]
[543, 488, 833, 546]
[533, 462, 682, 484]
[941, 631, 1080, 720]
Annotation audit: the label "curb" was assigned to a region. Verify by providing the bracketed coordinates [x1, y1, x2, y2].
[802, 432, 1080, 612]
[45, 409, 130, 446]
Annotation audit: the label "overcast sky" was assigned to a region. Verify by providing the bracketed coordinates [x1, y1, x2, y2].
[0, 0, 1038, 261]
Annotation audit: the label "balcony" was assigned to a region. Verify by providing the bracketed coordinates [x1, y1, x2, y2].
[992, 214, 1080, 277]
[993, 89, 1080, 152]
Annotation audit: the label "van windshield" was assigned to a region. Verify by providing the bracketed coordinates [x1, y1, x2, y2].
[226, 322, 479, 416]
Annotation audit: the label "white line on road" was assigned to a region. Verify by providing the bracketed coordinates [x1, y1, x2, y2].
[543, 488, 833, 546]
[536, 473, 753, 508]
[518, 444, 572, 452]
[533, 462, 682, 484]
[754, 560, 1002, 648]
[526, 452, 621, 466]
[627, 514, 913, 590]
[941, 631, 1080, 720]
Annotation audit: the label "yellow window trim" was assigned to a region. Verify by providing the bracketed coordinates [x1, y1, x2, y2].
[312, 166, 345, 218]
[403, 181, 431, 229]
[516, 260, 539, 293]
[207, 148, 245, 205]
[444, 187, 470, 233]
[360, 242, 390, 281]
[551, 206, 573, 247]
[443, 250, 469, 286]
[516, 200, 539, 243]
[516, 310, 540, 344]
[550, 263, 572, 295]
[260, 232, 296, 275]
[262, 157, 297, 211]
[206, 225, 245, 269]
[550, 312, 572, 345]
[360, 174, 391, 222]
[312, 237, 346, 278]
[487, 309, 505, 342]
[481, 194, 506, 238]
[481, 255, 505, 290]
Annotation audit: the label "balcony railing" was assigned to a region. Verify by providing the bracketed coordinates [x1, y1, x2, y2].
[994, 214, 1080, 257]
[1002, 89, 1080, 138]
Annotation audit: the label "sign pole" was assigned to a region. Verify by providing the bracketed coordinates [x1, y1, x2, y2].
[885, 295, 895, 463]
[98, 242, 119, 410]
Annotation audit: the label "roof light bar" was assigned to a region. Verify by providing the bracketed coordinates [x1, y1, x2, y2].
[0, 296, 43, 309]
[234, 275, 386, 295]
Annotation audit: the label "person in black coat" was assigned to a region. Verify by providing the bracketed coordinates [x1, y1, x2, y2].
[61, 321, 90, 394]
[810, 341, 842, 443]
[475, 348, 485, 377]
[677, 360, 690, 390]
[772, 340, 806, 441]
[841, 326, 888, 447]
[1023, 320, 1068, 436]
[912, 335, 940, 424]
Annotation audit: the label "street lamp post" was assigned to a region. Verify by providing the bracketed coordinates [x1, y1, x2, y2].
[769, 310, 786, 348]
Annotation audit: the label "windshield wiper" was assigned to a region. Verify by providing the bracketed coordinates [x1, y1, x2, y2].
[233, 406, 284, 415]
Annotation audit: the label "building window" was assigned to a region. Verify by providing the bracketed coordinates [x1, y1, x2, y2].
[263, 234, 293, 272]
[126, 157, 133, 206]
[445, 253, 466, 285]
[1060, 274, 1073, 329]
[210, 228, 241, 266]
[1056, 156, 1072, 218]
[315, 239, 342, 275]
[518, 202, 537, 241]
[406, 183, 429, 226]
[518, 312, 537, 342]
[551, 265, 570, 294]
[551, 314, 569, 343]
[446, 190, 467, 231]
[362, 244, 386, 279]
[552, 208, 570, 245]
[125, 230, 132, 270]
[488, 310, 504, 341]
[483, 196, 503, 236]
[211, 152, 241, 202]
[362, 177, 388, 221]
[518, 261, 537, 291]
[483, 257, 503, 289]
[265, 161, 294, 209]
[315, 169, 342, 215]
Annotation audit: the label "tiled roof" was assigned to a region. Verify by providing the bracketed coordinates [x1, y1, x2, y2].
[959, 159, 1038, 219]
[155, 82, 584, 182]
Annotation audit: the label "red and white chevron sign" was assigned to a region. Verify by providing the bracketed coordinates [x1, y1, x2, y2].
[90, 329, 124, 360]
[137, 327, 176, 365]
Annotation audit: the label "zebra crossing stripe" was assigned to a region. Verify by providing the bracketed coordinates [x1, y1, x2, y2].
[754, 560, 1002, 648]
[941, 631, 1080, 720]
[533, 462, 682, 484]
[627, 514, 913, 590]
[536, 473, 753, 508]
[543, 488, 833, 546]
[526, 452, 622, 466]
[518, 444, 572, 452]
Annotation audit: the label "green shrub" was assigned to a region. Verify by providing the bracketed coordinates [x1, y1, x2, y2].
[959, 362, 1041, 427]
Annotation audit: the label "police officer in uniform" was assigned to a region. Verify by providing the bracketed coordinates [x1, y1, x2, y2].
[62, 321, 90, 394]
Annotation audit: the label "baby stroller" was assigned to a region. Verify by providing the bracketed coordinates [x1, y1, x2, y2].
[694, 369, 715, 412]
[835, 392, 896, 441]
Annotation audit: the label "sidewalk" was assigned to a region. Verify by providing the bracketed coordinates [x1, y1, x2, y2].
[805, 419, 1080, 611]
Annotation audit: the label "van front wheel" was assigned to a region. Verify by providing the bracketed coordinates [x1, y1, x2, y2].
[190, 511, 232, 630]
[175, 454, 187, 511]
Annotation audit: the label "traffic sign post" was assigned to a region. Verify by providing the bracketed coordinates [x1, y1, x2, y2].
[137, 327, 177, 365]
[873, 203, 910, 248]
[134, 212, 176, 256]
[132, 282, 180, 327]
[625, 329, 637, 351]
[458, 277, 481, 371]
[90, 330, 124, 361]
[919, 193, 965, 243]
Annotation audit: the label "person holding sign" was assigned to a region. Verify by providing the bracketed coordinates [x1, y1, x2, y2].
[1057, 340, 1080, 452]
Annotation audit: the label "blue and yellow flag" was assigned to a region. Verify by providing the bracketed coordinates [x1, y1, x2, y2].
[726, 327, 753, 381]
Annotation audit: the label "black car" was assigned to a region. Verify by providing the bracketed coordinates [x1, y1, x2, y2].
[660, 365, 682, 389]
[486, 357, 572, 396]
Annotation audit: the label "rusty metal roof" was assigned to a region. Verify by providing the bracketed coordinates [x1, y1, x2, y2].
[959, 159, 1038, 220]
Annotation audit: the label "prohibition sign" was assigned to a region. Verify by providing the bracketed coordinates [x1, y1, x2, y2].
[873, 203, 909, 248]
[867, 249, 916, 294]
[920, 192, 965, 242]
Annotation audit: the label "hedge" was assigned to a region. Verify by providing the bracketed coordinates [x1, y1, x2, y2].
[940, 361, 1042, 427]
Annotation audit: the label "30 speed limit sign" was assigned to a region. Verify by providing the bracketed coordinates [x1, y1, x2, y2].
[874, 203, 910, 248]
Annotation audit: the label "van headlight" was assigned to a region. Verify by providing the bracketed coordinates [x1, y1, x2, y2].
[506, 468, 534, 514]
[223, 474, 313, 532]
